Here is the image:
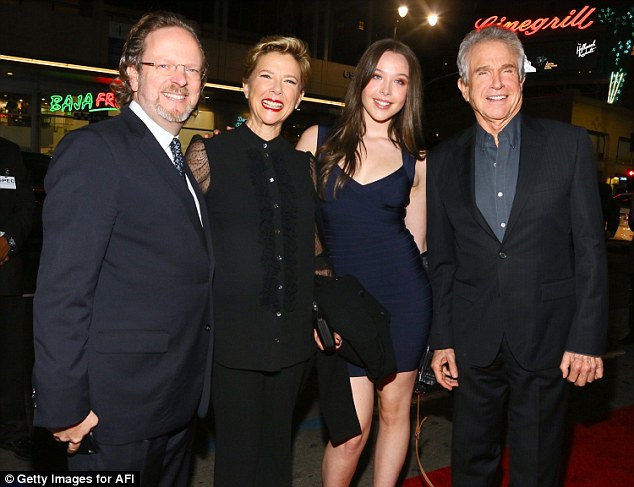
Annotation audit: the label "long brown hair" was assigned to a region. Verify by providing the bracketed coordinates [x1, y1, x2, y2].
[318, 39, 425, 197]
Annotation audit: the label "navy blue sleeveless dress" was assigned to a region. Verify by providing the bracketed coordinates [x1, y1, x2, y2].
[318, 141, 432, 376]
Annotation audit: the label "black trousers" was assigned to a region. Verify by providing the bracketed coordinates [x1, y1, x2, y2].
[451, 338, 568, 487]
[211, 359, 311, 487]
[68, 422, 195, 487]
[0, 295, 31, 439]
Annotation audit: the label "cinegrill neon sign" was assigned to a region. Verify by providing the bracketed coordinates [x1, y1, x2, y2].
[475, 5, 596, 36]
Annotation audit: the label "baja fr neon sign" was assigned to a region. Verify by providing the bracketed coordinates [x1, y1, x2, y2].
[475, 5, 596, 36]
[49, 92, 118, 114]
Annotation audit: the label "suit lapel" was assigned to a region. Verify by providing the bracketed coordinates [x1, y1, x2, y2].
[184, 162, 213, 253]
[456, 127, 498, 240]
[121, 109, 206, 241]
[502, 115, 548, 242]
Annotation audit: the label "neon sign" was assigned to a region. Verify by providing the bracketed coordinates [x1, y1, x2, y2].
[576, 40, 597, 58]
[49, 92, 118, 114]
[475, 5, 596, 36]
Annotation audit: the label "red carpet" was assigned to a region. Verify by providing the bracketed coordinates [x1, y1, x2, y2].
[402, 404, 634, 486]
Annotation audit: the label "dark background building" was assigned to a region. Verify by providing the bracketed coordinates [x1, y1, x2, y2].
[0, 0, 632, 180]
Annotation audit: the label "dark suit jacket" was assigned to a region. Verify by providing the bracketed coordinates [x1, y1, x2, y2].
[32, 107, 214, 444]
[0, 137, 34, 295]
[427, 114, 607, 370]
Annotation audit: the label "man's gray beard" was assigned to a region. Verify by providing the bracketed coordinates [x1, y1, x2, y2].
[155, 102, 195, 123]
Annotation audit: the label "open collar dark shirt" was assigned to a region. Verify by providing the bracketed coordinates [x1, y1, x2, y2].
[475, 114, 522, 241]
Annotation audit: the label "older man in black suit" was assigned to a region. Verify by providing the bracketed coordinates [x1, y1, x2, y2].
[32, 12, 214, 485]
[427, 27, 607, 487]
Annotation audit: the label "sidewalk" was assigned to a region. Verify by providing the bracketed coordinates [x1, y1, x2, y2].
[187, 238, 634, 486]
[2, 239, 633, 486]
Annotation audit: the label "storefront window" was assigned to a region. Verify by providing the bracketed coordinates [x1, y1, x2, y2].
[0, 93, 32, 149]
[616, 137, 633, 165]
[39, 93, 115, 153]
[587, 130, 607, 160]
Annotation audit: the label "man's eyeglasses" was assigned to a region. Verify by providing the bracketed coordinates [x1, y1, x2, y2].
[140, 62, 202, 77]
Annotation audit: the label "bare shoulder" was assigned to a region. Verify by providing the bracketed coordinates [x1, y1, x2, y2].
[296, 125, 319, 155]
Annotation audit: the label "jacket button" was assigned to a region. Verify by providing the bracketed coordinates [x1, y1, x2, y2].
[204, 324, 211, 331]
[498, 252, 507, 259]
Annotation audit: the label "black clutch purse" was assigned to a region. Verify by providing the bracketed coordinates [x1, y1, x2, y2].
[312, 301, 337, 353]
[414, 345, 437, 394]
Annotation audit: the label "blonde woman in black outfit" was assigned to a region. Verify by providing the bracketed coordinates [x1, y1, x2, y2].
[187, 36, 314, 487]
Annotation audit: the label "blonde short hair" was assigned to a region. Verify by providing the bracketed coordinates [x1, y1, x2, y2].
[243, 36, 311, 91]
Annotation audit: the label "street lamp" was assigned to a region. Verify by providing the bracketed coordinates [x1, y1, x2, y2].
[393, 5, 439, 39]
[393, 5, 409, 39]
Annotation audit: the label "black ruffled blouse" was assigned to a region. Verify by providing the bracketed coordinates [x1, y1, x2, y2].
[187, 124, 315, 372]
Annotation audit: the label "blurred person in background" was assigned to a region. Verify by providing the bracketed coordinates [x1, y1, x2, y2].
[0, 136, 34, 460]
[598, 179, 618, 238]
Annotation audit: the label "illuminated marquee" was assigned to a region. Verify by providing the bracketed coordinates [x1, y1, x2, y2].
[50, 92, 118, 114]
[475, 5, 596, 36]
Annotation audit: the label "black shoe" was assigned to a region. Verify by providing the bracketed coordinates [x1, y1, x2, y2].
[2, 437, 33, 461]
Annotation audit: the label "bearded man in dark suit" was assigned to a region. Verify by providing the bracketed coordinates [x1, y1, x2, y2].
[427, 26, 607, 487]
[32, 12, 214, 485]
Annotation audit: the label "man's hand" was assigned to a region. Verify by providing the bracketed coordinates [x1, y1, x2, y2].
[51, 410, 99, 455]
[431, 348, 459, 390]
[560, 351, 604, 387]
[0, 237, 10, 264]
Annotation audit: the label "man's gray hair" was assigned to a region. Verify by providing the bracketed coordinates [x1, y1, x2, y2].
[457, 26, 526, 84]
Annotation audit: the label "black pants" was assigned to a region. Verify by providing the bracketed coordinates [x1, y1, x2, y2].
[451, 338, 568, 487]
[0, 295, 31, 440]
[68, 422, 195, 487]
[211, 360, 311, 487]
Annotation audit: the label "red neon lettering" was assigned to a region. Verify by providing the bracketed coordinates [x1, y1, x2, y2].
[105, 92, 116, 108]
[525, 18, 549, 36]
[95, 92, 106, 107]
[546, 17, 562, 29]
[503, 20, 520, 31]
[517, 19, 532, 32]
[474, 16, 498, 30]
[95, 92, 118, 108]
[474, 5, 595, 36]
[570, 6, 595, 29]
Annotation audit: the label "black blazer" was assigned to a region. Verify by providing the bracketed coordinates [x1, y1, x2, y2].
[32, 108, 214, 444]
[427, 114, 608, 370]
[0, 137, 34, 295]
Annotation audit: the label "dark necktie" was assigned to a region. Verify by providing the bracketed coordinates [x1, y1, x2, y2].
[169, 137, 185, 177]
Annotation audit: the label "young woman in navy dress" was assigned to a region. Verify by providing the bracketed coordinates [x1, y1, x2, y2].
[297, 39, 431, 486]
